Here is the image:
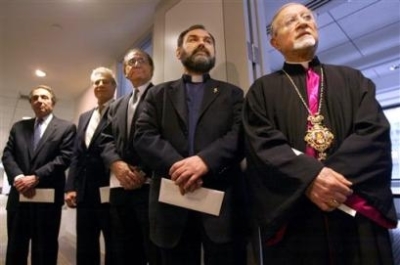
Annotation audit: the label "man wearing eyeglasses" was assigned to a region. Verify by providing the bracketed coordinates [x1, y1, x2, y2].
[243, 3, 397, 264]
[101, 48, 160, 265]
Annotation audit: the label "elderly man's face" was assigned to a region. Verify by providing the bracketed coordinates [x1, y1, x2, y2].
[176, 28, 216, 74]
[124, 51, 153, 87]
[30, 88, 54, 118]
[92, 73, 116, 105]
[270, 4, 318, 54]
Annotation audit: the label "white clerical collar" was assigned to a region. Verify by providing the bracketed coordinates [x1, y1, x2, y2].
[285, 60, 310, 69]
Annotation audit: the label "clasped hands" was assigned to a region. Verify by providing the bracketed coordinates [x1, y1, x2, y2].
[169, 155, 208, 195]
[306, 167, 353, 212]
[14, 175, 39, 198]
[112, 161, 146, 190]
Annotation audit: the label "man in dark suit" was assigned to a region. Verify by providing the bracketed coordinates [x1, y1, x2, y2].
[2, 85, 76, 265]
[101, 48, 160, 265]
[65, 67, 116, 265]
[133, 24, 248, 265]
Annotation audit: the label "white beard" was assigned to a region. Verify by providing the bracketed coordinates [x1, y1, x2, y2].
[293, 35, 316, 50]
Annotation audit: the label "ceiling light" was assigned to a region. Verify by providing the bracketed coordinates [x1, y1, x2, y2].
[35, 69, 46, 77]
[389, 64, 400, 71]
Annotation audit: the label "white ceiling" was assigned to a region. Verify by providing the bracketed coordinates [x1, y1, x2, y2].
[0, 0, 398, 102]
[0, 0, 161, 100]
[264, 0, 400, 99]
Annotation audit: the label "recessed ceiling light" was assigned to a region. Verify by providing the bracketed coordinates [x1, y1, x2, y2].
[35, 69, 46, 77]
[389, 64, 400, 71]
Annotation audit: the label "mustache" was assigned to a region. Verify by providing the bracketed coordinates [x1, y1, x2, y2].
[192, 46, 210, 56]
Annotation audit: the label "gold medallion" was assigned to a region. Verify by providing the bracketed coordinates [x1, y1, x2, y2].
[304, 114, 334, 161]
[282, 67, 334, 161]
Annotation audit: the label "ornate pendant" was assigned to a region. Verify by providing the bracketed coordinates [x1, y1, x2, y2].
[304, 114, 334, 161]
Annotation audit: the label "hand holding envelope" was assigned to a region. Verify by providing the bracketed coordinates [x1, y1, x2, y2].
[158, 178, 225, 216]
[169, 155, 207, 195]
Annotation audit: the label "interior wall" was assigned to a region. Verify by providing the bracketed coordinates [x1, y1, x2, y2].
[153, 0, 249, 90]
[72, 61, 119, 124]
[0, 95, 75, 155]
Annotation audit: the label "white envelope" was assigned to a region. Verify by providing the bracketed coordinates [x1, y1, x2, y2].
[19, 188, 55, 203]
[158, 178, 225, 216]
[99, 186, 110, 203]
[109, 172, 122, 188]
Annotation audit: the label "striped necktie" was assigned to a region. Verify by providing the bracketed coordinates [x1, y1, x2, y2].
[33, 118, 43, 150]
[127, 88, 140, 136]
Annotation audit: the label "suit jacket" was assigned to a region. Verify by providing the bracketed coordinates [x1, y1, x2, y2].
[2, 116, 76, 210]
[133, 76, 246, 248]
[66, 106, 111, 205]
[101, 84, 153, 204]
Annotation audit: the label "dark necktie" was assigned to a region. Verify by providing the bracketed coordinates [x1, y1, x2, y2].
[33, 118, 43, 150]
[305, 68, 320, 157]
[127, 88, 140, 136]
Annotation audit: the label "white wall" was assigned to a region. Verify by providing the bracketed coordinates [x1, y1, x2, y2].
[153, 0, 250, 90]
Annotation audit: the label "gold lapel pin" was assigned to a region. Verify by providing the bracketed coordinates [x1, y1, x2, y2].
[213, 88, 218, 94]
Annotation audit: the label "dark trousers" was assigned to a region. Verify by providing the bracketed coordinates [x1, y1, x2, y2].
[159, 212, 246, 265]
[110, 186, 161, 265]
[76, 202, 113, 265]
[6, 204, 62, 265]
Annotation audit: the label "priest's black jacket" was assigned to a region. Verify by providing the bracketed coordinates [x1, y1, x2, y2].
[243, 57, 397, 263]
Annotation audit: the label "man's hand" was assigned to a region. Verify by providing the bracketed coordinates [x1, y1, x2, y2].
[14, 175, 39, 193]
[169, 156, 208, 195]
[111, 161, 145, 190]
[65, 191, 77, 208]
[21, 188, 36, 199]
[306, 167, 353, 211]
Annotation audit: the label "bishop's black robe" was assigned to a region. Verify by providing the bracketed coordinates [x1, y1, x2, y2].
[243, 57, 397, 265]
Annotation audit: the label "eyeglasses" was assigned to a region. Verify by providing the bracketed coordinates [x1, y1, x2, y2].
[126, 57, 148, 66]
[281, 12, 315, 29]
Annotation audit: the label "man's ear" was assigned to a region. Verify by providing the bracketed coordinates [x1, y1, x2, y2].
[176, 47, 182, 60]
[270, 37, 280, 50]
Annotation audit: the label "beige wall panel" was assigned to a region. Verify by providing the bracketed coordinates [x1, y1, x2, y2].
[163, 0, 227, 82]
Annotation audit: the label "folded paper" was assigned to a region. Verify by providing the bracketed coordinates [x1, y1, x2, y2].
[158, 178, 225, 216]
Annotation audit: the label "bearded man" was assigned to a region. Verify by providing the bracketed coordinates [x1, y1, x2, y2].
[133, 24, 248, 265]
[243, 3, 397, 265]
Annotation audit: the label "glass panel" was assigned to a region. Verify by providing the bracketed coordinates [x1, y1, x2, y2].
[384, 107, 400, 180]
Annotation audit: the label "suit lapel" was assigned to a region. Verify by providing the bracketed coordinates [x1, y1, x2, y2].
[117, 95, 132, 142]
[80, 110, 93, 149]
[27, 119, 36, 157]
[130, 83, 153, 140]
[90, 106, 110, 147]
[198, 79, 220, 121]
[168, 80, 188, 127]
[33, 117, 56, 155]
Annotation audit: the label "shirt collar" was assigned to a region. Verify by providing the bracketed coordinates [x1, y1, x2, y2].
[182, 73, 210, 83]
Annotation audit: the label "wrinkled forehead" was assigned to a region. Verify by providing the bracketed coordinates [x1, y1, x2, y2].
[184, 29, 213, 42]
[271, 3, 311, 26]
[93, 73, 111, 81]
[125, 51, 145, 61]
[31, 88, 52, 97]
